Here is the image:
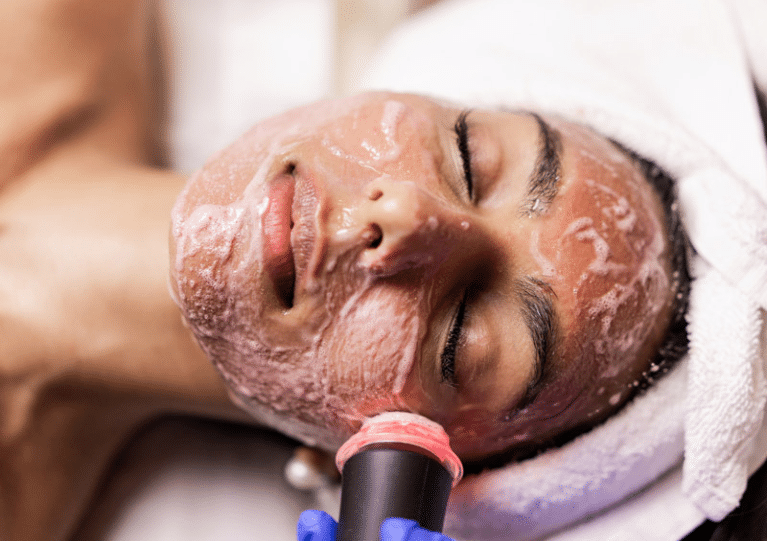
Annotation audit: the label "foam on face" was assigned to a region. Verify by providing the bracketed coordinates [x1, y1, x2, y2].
[535, 120, 671, 395]
[169, 96, 456, 449]
[168, 93, 676, 456]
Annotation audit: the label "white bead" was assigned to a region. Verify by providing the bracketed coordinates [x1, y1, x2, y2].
[284, 448, 331, 491]
[284, 457, 324, 490]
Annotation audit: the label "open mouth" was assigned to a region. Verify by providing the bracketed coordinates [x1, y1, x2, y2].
[263, 174, 297, 308]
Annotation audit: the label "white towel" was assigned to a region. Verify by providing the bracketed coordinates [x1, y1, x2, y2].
[356, 0, 767, 538]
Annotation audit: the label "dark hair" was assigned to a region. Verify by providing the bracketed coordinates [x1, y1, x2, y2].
[619, 147, 691, 393]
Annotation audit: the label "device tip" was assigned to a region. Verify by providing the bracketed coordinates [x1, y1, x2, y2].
[335, 412, 463, 485]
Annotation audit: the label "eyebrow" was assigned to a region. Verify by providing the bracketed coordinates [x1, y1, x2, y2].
[510, 276, 559, 416]
[498, 115, 563, 418]
[523, 114, 563, 215]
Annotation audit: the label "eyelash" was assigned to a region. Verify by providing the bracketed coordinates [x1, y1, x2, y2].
[454, 110, 474, 201]
[441, 290, 468, 387]
[440, 111, 475, 387]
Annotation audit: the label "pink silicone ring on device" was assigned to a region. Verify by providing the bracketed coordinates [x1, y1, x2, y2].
[335, 412, 463, 486]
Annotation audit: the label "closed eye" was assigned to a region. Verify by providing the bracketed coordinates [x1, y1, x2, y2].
[454, 110, 474, 201]
[441, 289, 468, 387]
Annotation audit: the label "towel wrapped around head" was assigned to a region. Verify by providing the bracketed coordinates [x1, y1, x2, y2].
[355, 0, 767, 539]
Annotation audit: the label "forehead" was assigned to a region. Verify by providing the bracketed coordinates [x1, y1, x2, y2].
[531, 119, 670, 385]
[535, 119, 662, 293]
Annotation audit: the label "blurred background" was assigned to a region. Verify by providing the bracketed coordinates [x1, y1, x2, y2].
[162, 0, 436, 173]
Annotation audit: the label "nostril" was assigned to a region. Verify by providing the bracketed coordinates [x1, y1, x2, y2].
[364, 224, 383, 248]
[368, 187, 384, 201]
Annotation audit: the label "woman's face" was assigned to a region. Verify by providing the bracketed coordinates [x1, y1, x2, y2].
[170, 92, 674, 460]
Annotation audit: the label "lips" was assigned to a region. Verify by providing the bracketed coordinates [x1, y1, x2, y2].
[263, 174, 297, 307]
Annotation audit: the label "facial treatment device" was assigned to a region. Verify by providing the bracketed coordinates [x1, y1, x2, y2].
[334, 412, 463, 541]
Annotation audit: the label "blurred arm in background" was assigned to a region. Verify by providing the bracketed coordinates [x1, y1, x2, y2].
[0, 2, 247, 540]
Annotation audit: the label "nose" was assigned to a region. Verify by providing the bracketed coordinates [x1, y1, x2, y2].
[352, 177, 475, 277]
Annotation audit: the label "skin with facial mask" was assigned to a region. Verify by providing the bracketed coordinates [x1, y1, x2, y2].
[170, 92, 676, 461]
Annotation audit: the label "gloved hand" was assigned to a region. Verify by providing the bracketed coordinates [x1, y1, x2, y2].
[297, 510, 456, 541]
[297, 510, 337, 541]
[378, 517, 456, 541]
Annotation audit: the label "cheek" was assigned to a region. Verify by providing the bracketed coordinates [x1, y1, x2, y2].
[319, 284, 428, 423]
[318, 99, 441, 188]
[324, 99, 410, 164]
[170, 202, 248, 328]
[204, 272, 431, 448]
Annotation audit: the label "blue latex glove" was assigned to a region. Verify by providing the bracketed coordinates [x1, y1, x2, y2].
[297, 510, 456, 541]
[296, 510, 337, 541]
